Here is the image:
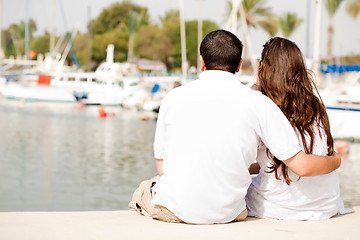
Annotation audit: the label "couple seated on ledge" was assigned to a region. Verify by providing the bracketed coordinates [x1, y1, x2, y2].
[129, 30, 352, 224]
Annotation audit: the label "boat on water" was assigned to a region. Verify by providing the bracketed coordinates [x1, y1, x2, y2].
[318, 68, 360, 140]
[0, 45, 158, 106]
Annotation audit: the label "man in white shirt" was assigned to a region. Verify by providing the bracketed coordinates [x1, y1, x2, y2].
[129, 29, 341, 224]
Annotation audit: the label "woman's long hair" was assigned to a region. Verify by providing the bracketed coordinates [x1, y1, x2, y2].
[257, 37, 334, 184]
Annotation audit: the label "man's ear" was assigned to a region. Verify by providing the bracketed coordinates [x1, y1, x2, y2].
[235, 59, 243, 73]
[200, 55, 206, 71]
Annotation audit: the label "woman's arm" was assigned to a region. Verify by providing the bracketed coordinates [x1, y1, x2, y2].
[283, 151, 341, 177]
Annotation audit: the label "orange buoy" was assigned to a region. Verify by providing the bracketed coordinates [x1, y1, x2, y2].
[98, 106, 107, 118]
[335, 140, 350, 158]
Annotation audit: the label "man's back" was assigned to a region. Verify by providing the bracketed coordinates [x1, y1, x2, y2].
[152, 70, 300, 224]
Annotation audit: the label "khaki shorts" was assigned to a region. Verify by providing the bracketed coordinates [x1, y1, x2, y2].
[129, 176, 247, 223]
[129, 176, 183, 223]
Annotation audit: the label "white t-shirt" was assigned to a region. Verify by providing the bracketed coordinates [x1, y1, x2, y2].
[246, 124, 345, 220]
[151, 70, 301, 224]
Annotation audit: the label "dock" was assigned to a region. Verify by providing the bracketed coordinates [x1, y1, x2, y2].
[0, 207, 358, 240]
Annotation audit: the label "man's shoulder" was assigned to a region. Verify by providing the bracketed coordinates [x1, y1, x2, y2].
[160, 82, 194, 105]
[165, 80, 200, 96]
[238, 85, 273, 103]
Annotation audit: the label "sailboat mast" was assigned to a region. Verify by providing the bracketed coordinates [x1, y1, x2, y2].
[313, 0, 323, 86]
[0, 0, 2, 58]
[197, 0, 203, 75]
[87, 5, 92, 68]
[225, 0, 257, 75]
[25, 0, 29, 60]
[179, 0, 187, 80]
[238, 0, 257, 73]
[50, 0, 56, 53]
[305, 0, 311, 58]
[230, 0, 240, 33]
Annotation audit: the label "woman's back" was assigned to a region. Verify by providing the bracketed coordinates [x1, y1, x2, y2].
[246, 125, 343, 220]
[246, 37, 347, 220]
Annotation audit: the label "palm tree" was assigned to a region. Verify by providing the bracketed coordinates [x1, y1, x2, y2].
[225, 0, 274, 70]
[225, 0, 275, 35]
[225, 0, 280, 38]
[346, 0, 360, 18]
[258, 15, 279, 37]
[324, 0, 344, 59]
[234, 0, 274, 27]
[278, 12, 303, 38]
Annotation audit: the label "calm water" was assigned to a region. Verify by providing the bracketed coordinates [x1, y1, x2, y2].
[0, 99, 359, 211]
[0, 100, 157, 211]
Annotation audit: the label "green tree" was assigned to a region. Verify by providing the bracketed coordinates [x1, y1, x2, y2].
[159, 9, 180, 23]
[90, 1, 149, 35]
[278, 12, 303, 38]
[90, 1, 150, 64]
[346, 0, 360, 18]
[324, 0, 344, 58]
[30, 32, 51, 57]
[225, 0, 274, 28]
[4, 19, 37, 57]
[127, 9, 148, 62]
[135, 25, 173, 65]
[258, 15, 279, 37]
[185, 20, 219, 68]
[73, 33, 91, 66]
[157, 10, 218, 71]
[241, 0, 273, 28]
[92, 28, 128, 63]
[225, 0, 274, 69]
[161, 10, 182, 69]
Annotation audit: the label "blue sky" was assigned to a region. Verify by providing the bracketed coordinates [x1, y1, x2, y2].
[1, 0, 360, 58]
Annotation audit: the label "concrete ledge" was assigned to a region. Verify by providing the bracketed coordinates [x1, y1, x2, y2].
[0, 207, 358, 240]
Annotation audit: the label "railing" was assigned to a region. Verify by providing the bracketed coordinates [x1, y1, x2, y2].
[0, 58, 43, 66]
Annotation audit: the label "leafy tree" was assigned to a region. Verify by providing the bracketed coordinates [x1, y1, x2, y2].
[241, 0, 273, 28]
[92, 28, 128, 63]
[3, 19, 37, 57]
[324, 0, 344, 58]
[127, 9, 148, 62]
[346, 0, 360, 18]
[161, 10, 182, 69]
[225, 0, 274, 28]
[90, 1, 149, 35]
[134, 25, 173, 65]
[90, 1, 150, 65]
[156, 10, 218, 71]
[159, 9, 180, 23]
[73, 33, 91, 66]
[30, 32, 51, 57]
[258, 15, 279, 37]
[278, 12, 303, 38]
[225, 0, 274, 69]
[185, 20, 219, 68]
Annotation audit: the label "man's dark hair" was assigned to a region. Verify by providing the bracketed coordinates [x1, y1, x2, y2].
[200, 30, 243, 73]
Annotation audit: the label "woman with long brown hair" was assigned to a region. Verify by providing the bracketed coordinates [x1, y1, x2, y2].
[245, 37, 348, 220]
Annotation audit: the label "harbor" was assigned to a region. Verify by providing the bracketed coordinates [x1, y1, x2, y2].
[0, 0, 360, 237]
[0, 99, 359, 212]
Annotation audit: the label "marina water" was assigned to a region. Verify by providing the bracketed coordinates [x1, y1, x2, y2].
[0, 100, 359, 211]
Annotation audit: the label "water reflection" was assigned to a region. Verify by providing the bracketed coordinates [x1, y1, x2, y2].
[338, 143, 360, 208]
[0, 99, 359, 211]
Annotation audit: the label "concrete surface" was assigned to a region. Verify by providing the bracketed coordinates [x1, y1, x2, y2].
[0, 207, 358, 240]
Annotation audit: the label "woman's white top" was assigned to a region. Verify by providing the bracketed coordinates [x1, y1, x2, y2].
[246, 125, 347, 220]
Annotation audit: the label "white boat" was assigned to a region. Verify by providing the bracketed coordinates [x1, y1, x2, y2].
[319, 71, 360, 140]
[0, 45, 142, 106]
